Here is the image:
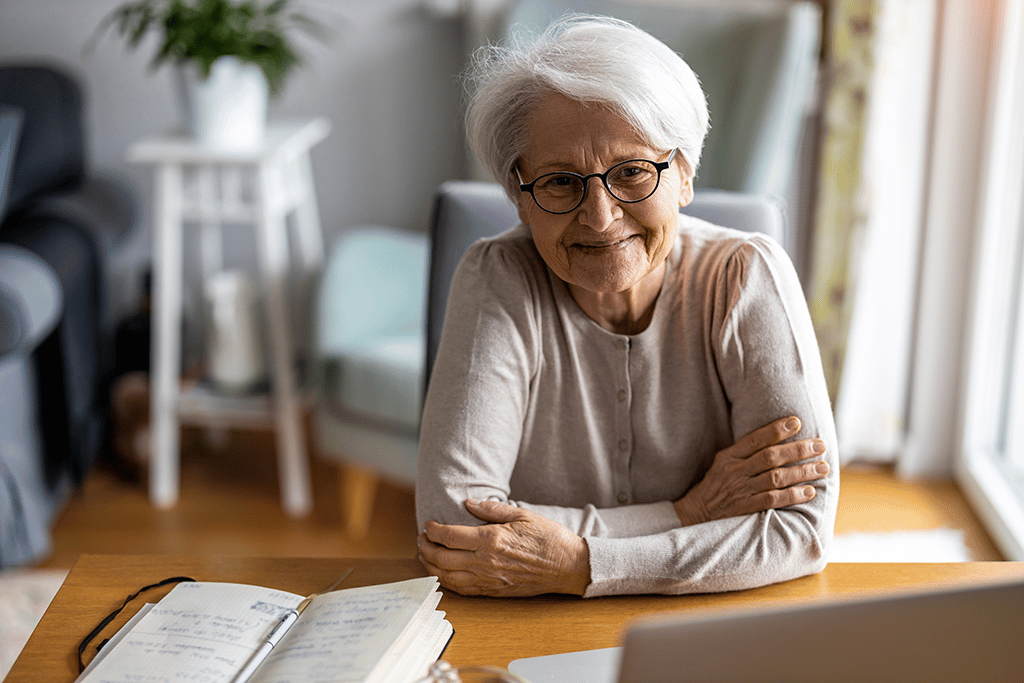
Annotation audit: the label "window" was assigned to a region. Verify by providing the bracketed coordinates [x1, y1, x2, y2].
[957, 0, 1024, 560]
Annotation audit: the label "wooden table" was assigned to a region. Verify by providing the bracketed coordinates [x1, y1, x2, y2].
[10, 555, 1024, 682]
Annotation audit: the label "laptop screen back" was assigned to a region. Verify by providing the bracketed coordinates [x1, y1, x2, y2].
[617, 577, 1024, 683]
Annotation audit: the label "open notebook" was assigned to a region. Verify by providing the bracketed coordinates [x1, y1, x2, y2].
[77, 577, 453, 683]
[510, 576, 1024, 683]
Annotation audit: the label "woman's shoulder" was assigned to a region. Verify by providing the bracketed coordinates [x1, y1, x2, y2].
[676, 213, 791, 275]
[461, 223, 548, 282]
[672, 213, 801, 311]
[449, 223, 555, 314]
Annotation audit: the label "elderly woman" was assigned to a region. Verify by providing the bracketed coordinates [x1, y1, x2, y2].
[416, 15, 838, 598]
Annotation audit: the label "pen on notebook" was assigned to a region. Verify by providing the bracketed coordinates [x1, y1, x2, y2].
[229, 608, 298, 683]
[229, 569, 353, 683]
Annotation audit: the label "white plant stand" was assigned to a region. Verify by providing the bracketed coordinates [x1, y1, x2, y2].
[128, 117, 330, 517]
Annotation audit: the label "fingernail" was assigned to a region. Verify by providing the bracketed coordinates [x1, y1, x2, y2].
[803, 486, 816, 499]
[812, 440, 826, 454]
[815, 462, 830, 474]
[786, 417, 801, 432]
[466, 498, 481, 506]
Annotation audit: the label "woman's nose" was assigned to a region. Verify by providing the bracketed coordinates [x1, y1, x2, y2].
[576, 178, 619, 231]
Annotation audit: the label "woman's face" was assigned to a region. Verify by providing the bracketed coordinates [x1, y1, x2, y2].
[515, 93, 694, 297]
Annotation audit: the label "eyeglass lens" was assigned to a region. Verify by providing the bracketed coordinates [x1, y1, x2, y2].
[531, 159, 662, 213]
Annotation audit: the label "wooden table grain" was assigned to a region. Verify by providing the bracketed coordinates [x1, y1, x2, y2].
[9, 555, 1024, 682]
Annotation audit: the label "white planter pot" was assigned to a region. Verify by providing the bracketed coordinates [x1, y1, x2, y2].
[180, 56, 268, 151]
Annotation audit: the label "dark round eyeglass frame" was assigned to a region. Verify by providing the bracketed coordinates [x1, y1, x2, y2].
[516, 148, 679, 215]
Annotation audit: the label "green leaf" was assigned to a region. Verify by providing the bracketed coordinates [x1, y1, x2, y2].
[266, 0, 288, 15]
[93, 0, 329, 97]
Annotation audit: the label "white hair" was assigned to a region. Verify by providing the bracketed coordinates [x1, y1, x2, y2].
[464, 14, 710, 198]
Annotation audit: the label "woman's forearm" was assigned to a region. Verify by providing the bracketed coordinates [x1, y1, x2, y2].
[583, 499, 835, 597]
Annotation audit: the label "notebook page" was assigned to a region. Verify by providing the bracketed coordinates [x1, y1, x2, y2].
[362, 589, 447, 683]
[76, 604, 155, 681]
[252, 577, 444, 683]
[79, 582, 303, 683]
[369, 609, 453, 683]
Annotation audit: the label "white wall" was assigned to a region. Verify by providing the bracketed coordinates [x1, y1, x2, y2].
[0, 0, 466, 331]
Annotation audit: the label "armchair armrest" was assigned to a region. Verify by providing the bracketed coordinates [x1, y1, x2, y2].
[0, 245, 62, 358]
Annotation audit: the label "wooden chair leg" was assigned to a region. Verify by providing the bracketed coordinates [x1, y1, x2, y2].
[339, 462, 378, 539]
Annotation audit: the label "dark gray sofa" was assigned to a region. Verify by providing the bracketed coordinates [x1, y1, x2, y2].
[1, 63, 110, 566]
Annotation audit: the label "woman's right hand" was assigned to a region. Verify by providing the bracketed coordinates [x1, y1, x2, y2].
[672, 416, 829, 526]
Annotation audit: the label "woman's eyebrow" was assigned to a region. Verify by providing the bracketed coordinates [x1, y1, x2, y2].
[524, 156, 578, 175]
[529, 151, 657, 176]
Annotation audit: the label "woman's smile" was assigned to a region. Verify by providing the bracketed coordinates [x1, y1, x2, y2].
[572, 234, 643, 250]
[563, 233, 651, 278]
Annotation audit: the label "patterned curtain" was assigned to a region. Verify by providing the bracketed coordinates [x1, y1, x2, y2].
[807, 0, 880, 402]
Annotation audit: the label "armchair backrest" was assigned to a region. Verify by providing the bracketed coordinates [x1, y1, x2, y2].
[318, 226, 428, 354]
[0, 108, 21, 219]
[426, 181, 513, 381]
[425, 180, 786, 384]
[0, 64, 85, 215]
[498, 0, 822, 199]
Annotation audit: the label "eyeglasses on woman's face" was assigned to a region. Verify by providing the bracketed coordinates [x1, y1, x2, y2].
[516, 148, 678, 215]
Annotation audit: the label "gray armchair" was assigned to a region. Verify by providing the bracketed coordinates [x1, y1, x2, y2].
[314, 181, 785, 536]
[1, 64, 114, 566]
[0, 245, 64, 566]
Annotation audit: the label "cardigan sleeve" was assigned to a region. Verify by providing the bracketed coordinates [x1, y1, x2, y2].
[416, 232, 541, 530]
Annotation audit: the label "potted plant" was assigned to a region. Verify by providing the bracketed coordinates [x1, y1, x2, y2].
[94, 0, 327, 150]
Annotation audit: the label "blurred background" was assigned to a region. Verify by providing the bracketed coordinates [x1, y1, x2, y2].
[3, 1, 1024, 671]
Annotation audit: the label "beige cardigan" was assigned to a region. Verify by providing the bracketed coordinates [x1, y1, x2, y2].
[416, 217, 839, 597]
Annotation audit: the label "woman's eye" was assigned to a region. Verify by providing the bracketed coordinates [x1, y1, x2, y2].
[613, 164, 652, 182]
[537, 174, 579, 193]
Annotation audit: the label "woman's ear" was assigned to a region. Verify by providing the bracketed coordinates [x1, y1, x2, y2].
[512, 168, 533, 224]
[516, 190, 533, 224]
[677, 155, 695, 208]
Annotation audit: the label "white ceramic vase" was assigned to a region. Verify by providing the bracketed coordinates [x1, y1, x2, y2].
[181, 56, 268, 151]
[204, 269, 266, 393]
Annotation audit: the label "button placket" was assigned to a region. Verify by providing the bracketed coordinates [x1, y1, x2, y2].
[613, 336, 632, 506]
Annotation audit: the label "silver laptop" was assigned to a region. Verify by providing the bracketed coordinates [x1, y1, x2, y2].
[509, 576, 1024, 683]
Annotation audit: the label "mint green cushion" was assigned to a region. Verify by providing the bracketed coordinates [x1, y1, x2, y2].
[321, 333, 423, 431]
[316, 227, 427, 431]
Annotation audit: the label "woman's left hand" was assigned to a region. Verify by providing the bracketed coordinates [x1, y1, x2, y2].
[418, 499, 591, 597]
